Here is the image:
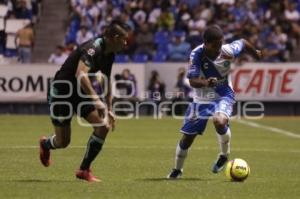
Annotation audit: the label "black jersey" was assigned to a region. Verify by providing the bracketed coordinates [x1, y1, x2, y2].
[54, 37, 115, 83]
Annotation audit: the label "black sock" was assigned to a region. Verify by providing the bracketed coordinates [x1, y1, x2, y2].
[42, 135, 56, 150]
[80, 134, 104, 170]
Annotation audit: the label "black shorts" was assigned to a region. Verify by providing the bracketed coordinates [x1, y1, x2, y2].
[47, 81, 96, 127]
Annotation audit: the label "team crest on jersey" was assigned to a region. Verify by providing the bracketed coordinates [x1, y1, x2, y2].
[224, 61, 230, 68]
[87, 48, 95, 56]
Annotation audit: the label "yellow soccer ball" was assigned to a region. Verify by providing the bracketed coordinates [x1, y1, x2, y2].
[225, 158, 250, 182]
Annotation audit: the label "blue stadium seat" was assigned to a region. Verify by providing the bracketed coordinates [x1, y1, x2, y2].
[65, 19, 80, 44]
[115, 54, 130, 63]
[152, 53, 167, 62]
[157, 44, 169, 52]
[154, 31, 170, 45]
[133, 54, 148, 63]
[172, 31, 185, 38]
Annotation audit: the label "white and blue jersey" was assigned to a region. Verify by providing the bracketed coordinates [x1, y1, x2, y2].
[181, 39, 244, 135]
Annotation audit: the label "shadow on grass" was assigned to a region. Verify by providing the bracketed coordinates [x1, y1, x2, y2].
[5, 179, 77, 183]
[136, 177, 217, 182]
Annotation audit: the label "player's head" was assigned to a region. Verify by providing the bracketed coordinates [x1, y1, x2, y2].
[203, 25, 223, 59]
[104, 20, 131, 52]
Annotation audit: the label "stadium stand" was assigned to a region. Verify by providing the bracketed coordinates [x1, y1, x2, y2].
[58, 0, 300, 63]
[0, 0, 42, 63]
[1, 0, 300, 63]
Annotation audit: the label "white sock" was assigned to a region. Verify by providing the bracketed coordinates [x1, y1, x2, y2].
[174, 143, 188, 170]
[216, 128, 231, 156]
[50, 135, 57, 148]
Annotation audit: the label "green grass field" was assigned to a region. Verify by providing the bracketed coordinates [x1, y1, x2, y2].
[0, 115, 299, 199]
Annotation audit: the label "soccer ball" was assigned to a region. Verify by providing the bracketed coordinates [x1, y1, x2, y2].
[225, 158, 250, 182]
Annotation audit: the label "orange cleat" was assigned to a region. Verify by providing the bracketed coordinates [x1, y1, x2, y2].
[76, 169, 101, 182]
[39, 136, 51, 167]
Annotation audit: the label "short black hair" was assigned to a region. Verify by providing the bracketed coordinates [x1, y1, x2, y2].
[103, 20, 131, 38]
[203, 25, 223, 43]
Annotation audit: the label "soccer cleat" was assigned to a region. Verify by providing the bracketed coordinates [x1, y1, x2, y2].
[76, 169, 101, 182]
[167, 169, 183, 179]
[212, 154, 228, 173]
[39, 136, 51, 167]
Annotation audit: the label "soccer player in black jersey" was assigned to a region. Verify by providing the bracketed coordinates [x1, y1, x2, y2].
[39, 20, 130, 182]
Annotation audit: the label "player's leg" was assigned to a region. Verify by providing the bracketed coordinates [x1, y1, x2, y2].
[211, 98, 233, 173]
[167, 103, 209, 179]
[76, 108, 109, 182]
[39, 94, 73, 167]
[79, 109, 109, 170]
[39, 125, 71, 167]
[167, 133, 197, 179]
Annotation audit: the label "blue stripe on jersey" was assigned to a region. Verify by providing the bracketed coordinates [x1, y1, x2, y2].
[229, 39, 244, 57]
[187, 46, 203, 79]
[200, 57, 223, 79]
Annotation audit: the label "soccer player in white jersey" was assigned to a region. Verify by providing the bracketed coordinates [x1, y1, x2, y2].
[167, 25, 262, 179]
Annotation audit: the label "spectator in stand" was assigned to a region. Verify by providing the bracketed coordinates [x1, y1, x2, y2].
[171, 67, 192, 115]
[147, 70, 165, 105]
[77, 0, 99, 32]
[76, 25, 94, 45]
[120, 11, 135, 31]
[120, 68, 137, 97]
[14, 0, 32, 20]
[48, 45, 68, 65]
[147, 3, 161, 29]
[273, 25, 289, 61]
[216, 0, 235, 6]
[167, 32, 191, 61]
[132, 3, 147, 29]
[229, 0, 247, 23]
[64, 0, 300, 63]
[15, 23, 34, 63]
[112, 68, 138, 116]
[284, 2, 300, 22]
[157, 4, 175, 31]
[134, 23, 154, 57]
[95, 0, 107, 14]
[174, 2, 191, 33]
[247, 1, 265, 26]
[31, 0, 41, 23]
[262, 34, 281, 62]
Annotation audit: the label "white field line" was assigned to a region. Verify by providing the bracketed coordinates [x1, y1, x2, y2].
[0, 145, 300, 153]
[234, 119, 300, 139]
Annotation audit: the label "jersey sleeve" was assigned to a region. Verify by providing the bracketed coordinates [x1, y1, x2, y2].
[187, 50, 202, 79]
[222, 39, 245, 58]
[79, 46, 97, 68]
[102, 58, 114, 80]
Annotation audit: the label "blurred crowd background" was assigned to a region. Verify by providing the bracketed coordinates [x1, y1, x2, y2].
[1, 0, 300, 64]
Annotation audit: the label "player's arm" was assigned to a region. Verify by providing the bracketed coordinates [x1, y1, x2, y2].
[241, 39, 262, 60]
[76, 60, 105, 110]
[187, 50, 218, 88]
[105, 80, 115, 131]
[189, 77, 217, 88]
[105, 81, 112, 111]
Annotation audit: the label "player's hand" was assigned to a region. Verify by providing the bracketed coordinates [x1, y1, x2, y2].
[94, 99, 106, 118]
[256, 50, 263, 60]
[108, 111, 116, 131]
[207, 77, 218, 87]
[94, 98, 106, 110]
